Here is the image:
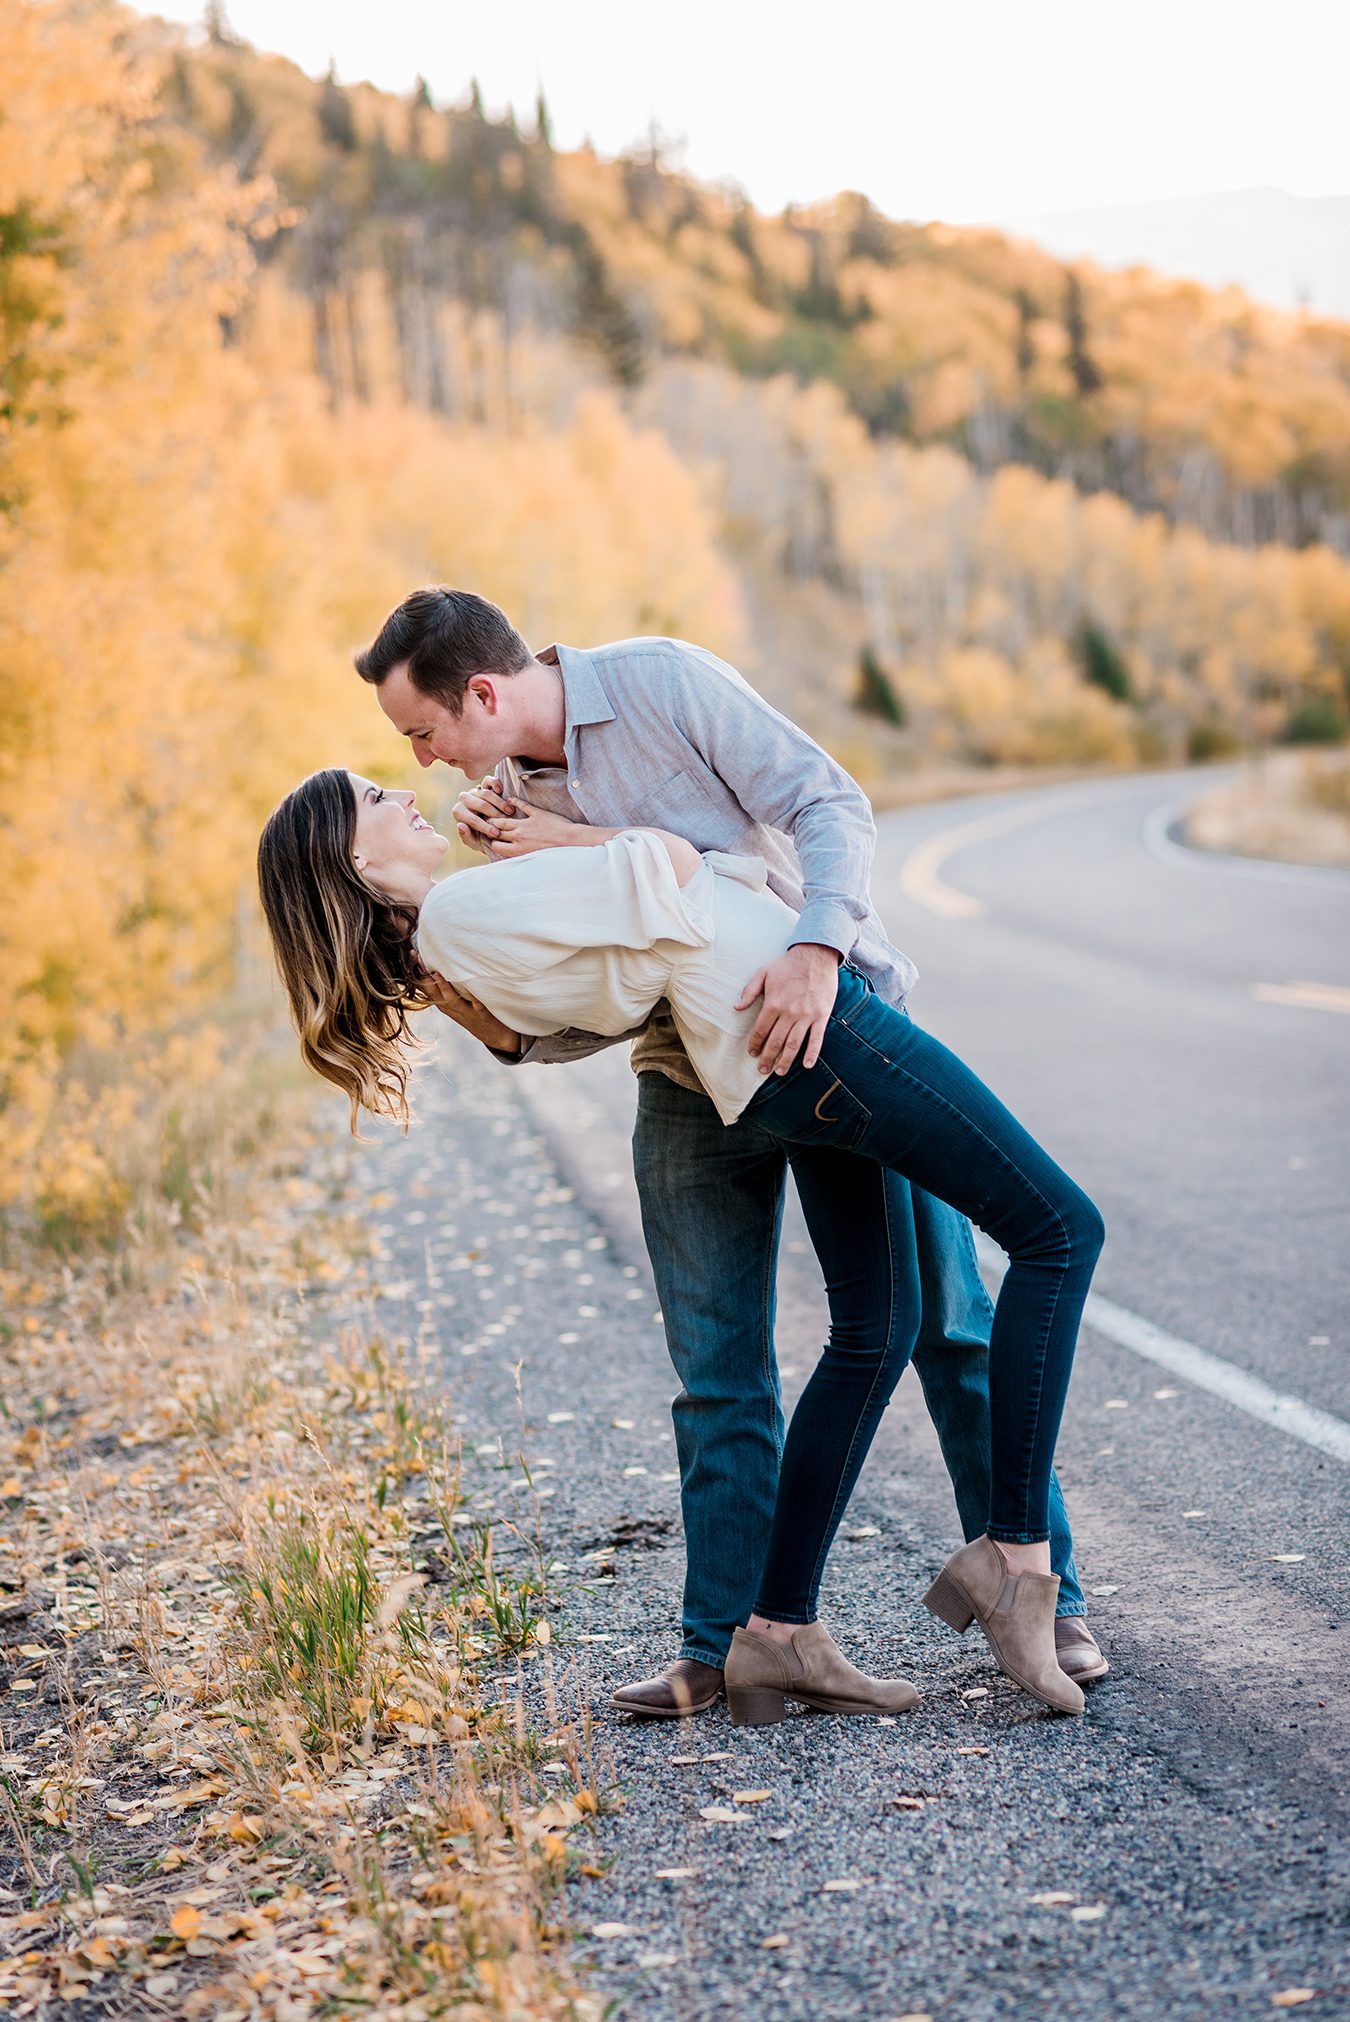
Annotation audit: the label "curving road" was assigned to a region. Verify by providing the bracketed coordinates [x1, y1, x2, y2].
[878, 767, 1350, 1418]
[512, 771, 1350, 1775]
[366, 766, 1350, 2018]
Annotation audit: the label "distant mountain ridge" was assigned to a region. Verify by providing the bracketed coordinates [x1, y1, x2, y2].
[1003, 187, 1350, 319]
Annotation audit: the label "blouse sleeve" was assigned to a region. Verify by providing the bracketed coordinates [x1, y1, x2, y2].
[416, 830, 713, 986]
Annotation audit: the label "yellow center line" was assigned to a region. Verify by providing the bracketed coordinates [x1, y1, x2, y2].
[1251, 981, 1350, 1016]
[898, 793, 1091, 921]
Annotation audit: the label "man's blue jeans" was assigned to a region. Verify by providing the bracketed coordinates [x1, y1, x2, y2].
[632, 1070, 1087, 1670]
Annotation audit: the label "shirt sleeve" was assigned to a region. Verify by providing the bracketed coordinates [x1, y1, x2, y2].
[651, 645, 874, 961]
[501, 1024, 647, 1068]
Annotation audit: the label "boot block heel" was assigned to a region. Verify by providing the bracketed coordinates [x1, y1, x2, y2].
[923, 1569, 976, 1633]
[726, 1684, 788, 1727]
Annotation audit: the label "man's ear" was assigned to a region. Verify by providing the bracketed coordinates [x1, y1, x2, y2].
[465, 674, 499, 714]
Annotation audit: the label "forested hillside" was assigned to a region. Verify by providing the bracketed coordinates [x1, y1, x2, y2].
[174, 25, 1350, 554]
[162, 15, 1350, 771]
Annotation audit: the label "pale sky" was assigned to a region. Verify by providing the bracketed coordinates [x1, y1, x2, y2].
[146, 0, 1349, 226]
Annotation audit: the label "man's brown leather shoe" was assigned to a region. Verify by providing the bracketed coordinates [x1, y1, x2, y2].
[1054, 1616, 1110, 1682]
[609, 1657, 724, 1718]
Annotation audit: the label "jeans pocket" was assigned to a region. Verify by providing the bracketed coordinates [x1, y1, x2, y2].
[750, 1064, 873, 1152]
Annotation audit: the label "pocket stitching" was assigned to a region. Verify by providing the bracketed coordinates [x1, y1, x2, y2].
[813, 1078, 845, 1123]
[792, 1069, 872, 1148]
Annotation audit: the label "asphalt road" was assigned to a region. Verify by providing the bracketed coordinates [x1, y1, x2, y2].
[349, 768, 1350, 2020]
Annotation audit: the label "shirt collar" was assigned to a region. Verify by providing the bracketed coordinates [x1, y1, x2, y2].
[538, 642, 617, 739]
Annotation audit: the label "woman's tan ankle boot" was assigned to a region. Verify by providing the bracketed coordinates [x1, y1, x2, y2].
[924, 1536, 1085, 1715]
[724, 1621, 920, 1726]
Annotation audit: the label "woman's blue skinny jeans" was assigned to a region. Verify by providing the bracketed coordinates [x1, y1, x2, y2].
[743, 965, 1105, 1624]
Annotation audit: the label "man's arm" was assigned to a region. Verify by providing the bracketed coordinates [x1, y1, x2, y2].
[421, 970, 648, 1068]
[425, 980, 650, 1067]
[670, 647, 876, 960]
[419, 973, 521, 1052]
[656, 645, 876, 1073]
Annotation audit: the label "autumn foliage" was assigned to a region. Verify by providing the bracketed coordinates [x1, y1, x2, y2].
[0, 0, 737, 1244]
[3, 0, 1350, 1245]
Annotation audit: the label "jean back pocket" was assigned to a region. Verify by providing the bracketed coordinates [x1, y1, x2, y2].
[750, 1062, 872, 1152]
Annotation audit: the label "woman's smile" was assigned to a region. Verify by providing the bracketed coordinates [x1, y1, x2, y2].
[347, 772, 448, 901]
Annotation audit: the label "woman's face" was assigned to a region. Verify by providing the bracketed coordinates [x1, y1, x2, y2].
[348, 775, 448, 895]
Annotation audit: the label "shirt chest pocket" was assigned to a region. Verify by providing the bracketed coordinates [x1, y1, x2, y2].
[618, 767, 747, 848]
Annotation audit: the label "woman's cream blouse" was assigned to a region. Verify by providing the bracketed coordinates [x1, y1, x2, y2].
[414, 831, 799, 1124]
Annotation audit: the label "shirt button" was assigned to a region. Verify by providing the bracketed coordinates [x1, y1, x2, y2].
[570, 778, 581, 790]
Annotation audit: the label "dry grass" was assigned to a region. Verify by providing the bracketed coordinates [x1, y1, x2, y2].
[0, 1130, 604, 2020]
[1184, 750, 1350, 868]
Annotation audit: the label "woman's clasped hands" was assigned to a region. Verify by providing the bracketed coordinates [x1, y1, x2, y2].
[452, 775, 583, 859]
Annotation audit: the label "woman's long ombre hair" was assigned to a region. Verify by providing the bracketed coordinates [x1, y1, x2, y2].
[257, 768, 428, 1130]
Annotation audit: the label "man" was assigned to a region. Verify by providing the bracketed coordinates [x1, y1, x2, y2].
[355, 586, 1107, 1708]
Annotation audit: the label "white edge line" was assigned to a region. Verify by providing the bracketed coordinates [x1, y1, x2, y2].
[972, 1232, 1350, 1465]
[1141, 797, 1350, 890]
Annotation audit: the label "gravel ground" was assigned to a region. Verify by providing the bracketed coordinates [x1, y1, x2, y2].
[344, 1027, 1350, 2022]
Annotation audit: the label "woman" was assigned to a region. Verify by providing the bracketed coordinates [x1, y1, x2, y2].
[258, 771, 1104, 1720]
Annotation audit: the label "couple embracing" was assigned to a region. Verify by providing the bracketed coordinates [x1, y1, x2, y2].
[258, 587, 1108, 1723]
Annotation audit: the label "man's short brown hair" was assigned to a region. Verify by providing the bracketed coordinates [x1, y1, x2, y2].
[353, 588, 531, 712]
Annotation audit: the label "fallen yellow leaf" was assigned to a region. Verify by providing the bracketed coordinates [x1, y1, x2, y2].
[287, 1951, 336, 1977]
[169, 1905, 200, 1941]
[165, 1777, 227, 1810]
[761, 1933, 790, 1950]
[534, 1796, 585, 1830]
[733, 1789, 773, 1804]
[1272, 1995, 1317, 2010]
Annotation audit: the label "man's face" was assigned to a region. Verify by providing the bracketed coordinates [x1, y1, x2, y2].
[376, 661, 516, 780]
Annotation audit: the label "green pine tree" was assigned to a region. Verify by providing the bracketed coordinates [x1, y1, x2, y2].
[319, 63, 358, 152]
[854, 645, 907, 726]
[1078, 620, 1131, 701]
[1064, 271, 1102, 397]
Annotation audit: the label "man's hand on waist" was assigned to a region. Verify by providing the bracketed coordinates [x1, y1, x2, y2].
[736, 942, 842, 1078]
